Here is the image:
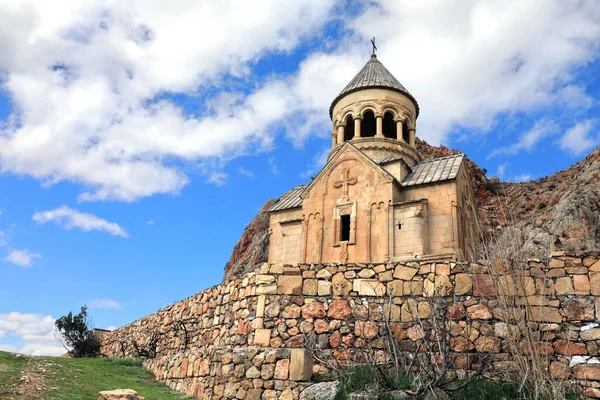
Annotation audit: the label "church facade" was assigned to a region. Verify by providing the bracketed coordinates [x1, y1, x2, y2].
[268, 53, 478, 265]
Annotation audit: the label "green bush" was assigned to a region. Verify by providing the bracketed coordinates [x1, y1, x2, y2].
[55, 305, 101, 358]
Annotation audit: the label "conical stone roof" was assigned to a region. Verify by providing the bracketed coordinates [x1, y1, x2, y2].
[329, 54, 419, 118]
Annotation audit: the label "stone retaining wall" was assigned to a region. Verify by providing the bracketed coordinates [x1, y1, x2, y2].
[101, 251, 600, 399]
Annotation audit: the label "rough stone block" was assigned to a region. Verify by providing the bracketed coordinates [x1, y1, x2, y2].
[274, 359, 290, 380]
[454, 274, 472, 295]
[573, 364, 600, 380]
[555, 277, 574, 295]
[472, 274, 497, 297]
[278, 275, 303, 295]
[256, 284, 277, 295]
[573, 275, 591, 295]
[528, 307, 562, 323]
[98, 389, 144, 400]
[254, 329, 271, 346]
[256, 295, 266, 318]
[591, 273, 600, 295]
[317, 280, 332, 296]
[303, 279, 318, 295]
[355, 279, 386, 296]
[393, 265, 418, 280]
[289, 349, 313, 381]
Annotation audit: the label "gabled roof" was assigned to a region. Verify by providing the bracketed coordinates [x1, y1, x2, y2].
[269, 184, 307, 212]
[401, 154, 464, 187]
[300, 142, 397, 201]
[329, 55, 419, 118]
[268, 151, 465, 213]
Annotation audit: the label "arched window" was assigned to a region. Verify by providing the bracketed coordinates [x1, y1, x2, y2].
[383, 112, 396, 139]
[402, 120, 410, 143]
[361, 111, 376, 137]
[344, 115, 354, 141]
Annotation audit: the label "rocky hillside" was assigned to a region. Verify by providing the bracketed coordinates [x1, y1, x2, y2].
[223, 143, 600, 281]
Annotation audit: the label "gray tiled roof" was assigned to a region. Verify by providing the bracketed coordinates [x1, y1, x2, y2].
[401, 154, 464, 187]
[329, 55, 419, 118]
[268, 184, 307, 212]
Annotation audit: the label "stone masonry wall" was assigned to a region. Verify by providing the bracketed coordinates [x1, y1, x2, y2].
[101, 251, 600, 399]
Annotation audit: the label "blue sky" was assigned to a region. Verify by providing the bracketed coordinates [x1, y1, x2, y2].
[0, 0, 599, 355]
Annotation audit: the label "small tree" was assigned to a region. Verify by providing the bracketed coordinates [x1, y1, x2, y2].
[55, 305, 100, 358]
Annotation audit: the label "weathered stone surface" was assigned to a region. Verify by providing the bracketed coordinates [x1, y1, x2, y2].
[472, 275, 496, 297]
[332, 272, 351, 296]
[278, 275, 303, 295]
[553, 340, 587, 355]
[303, 279, 318, 295]
[354, 279, 386, 296]
[302, 302, 326, 319]
[327, 300, 352, 320]
[591, 273, 600, 295]
[254, 329, 271, 346]
[393, 266, 418, 281]
[454, 274, 472, 295]
[98, 390, 144, 400]
[355, 321, 379, 339]
[554, 277, 574, 295]
[300, 381, 339, 400]
[289, 349, 313, 381]
[445, 303, 465, 320]
[434, 274, 453, 296]
[573, 364, 600, 380]
[562, 298, 594, 321]
[466, 304, 492, 320]
[274, 359, 290, 380]
[528, 307, 562, 323]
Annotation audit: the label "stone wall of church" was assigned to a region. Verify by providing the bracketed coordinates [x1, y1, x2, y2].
[269, 209, 303, 265]
[400, 181, 459, 257]
[101, 251, 600, 400]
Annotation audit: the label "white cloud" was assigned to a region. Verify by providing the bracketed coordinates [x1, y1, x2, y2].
[301, 147, 330, 179]
[238, 167, 255, 179]
[88, 299, 122, 310]
[488, 120, 558, 158]
[0, 312, 63, 356]
[4, 249, 41, 267]
[32, 206, 128, 238]
[106, 325, 117, 331]
[496, 162, 508, 179]
[0, 344, 18, 353]
[559, 120, 598, 155]
[0, 231, 7, 247]
[513, 174, 533, 182]
[146, 220, 154, 225]
[0, 0, 337, 202]
[0, 0, 599, 202]
[268, 157, 279, 175]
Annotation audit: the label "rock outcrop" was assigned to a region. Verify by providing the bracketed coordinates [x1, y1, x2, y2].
[223, 199, 276, 282]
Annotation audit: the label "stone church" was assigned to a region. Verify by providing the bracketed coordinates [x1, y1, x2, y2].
[268, 53, 478, 265]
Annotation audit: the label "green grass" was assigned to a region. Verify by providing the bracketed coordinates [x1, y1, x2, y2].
[0, 351, 192, 400]
[0, 352, 27, 397]
[332, 365, 577, 400]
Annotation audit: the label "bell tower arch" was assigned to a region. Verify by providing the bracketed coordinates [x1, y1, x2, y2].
[329, 53, 420, 168]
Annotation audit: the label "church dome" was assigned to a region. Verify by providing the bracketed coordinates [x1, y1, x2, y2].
[329, 54, 419, 119]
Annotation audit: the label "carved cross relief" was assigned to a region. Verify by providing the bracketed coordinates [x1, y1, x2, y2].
[333, 168, 357, 201]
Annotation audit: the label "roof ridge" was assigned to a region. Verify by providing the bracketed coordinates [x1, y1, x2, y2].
[329, 55, 419, 118]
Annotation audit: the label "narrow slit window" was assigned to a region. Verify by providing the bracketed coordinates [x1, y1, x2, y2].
[340, 215, 351, 242]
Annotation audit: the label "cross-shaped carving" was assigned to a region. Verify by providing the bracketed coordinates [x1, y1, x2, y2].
[333, 168, 357, 197]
